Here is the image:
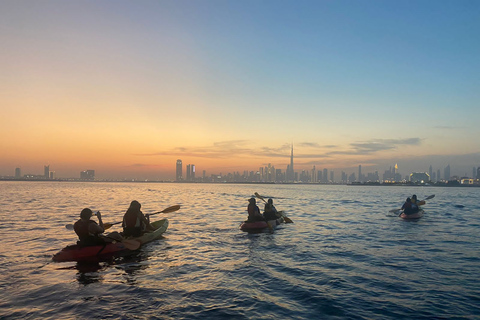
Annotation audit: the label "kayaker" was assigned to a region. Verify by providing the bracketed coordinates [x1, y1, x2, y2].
[74, 208, 122, 246]
[401, 197, 415, 215]
[411, 194, 420, 212]
[263, 198, 279, 221]
[247, 198, 265, 222]
[122, 200, 155, 237]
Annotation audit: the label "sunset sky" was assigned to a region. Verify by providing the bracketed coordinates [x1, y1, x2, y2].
[1, 1, 479, 180]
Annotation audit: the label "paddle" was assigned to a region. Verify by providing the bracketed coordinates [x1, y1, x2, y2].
[389, 194, 435, 215]
[118, 239, 141, 250]
[254, 192, 293, 223]
[65, 204, 181, 230]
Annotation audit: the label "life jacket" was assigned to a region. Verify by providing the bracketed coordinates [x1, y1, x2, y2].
[247, 204, 264, 222]
[264, 203, 277, 213]
[123, 209, 142, 228]
[402, 202, 415, 215]
[74, 219, 103, 245]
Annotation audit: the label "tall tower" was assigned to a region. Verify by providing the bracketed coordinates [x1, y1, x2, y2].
[444, 165, 451, 181]
[44, 165, 50, 179]
[289, 144, 294, 181]
[15, 168, 21, 179]
[176, 159, 183, 181]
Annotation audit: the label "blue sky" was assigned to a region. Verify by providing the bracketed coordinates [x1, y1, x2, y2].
[1, 1, 479, 179]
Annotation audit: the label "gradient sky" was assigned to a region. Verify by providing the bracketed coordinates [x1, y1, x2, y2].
[1, 0, 479, 180]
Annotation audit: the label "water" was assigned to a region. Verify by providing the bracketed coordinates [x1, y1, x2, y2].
[1, 181, 479, 319]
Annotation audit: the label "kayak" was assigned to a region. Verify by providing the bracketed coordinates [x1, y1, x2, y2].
[400, 209, 424, 220]
[52, 218, 169, 262]
[125, 218, 169, 244]
[52, 240, 137, 262]
[240, 216, 284, 232]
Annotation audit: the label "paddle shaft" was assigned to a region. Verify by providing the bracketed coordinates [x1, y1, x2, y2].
[66, 205, 181, 230]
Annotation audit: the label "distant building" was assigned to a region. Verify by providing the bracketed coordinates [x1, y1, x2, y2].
[409, 172, 430, 183]
[15, 168, 21, 179]
[477, 167, 480, 179]
[444, 165, 451, 181]
[44, 165, 50, 179]
[80, 170, 95, 180]
[176, 159, 183, 181]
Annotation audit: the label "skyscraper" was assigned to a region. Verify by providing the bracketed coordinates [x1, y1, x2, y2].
[15, 168, 21, 179]
[44, 165, 50, 179]
[444, 165, 451, 181]
[176, 159, 183, 181]
[287, 144, 294, 182]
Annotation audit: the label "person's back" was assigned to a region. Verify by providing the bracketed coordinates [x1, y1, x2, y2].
[247, 198, 264, 222]
[74, 208, 106, 246]
[123, 200, 145, 237]
[263, 198, 278, 221]
[411, 195, 419, 212]
[401, 198, 414, 215]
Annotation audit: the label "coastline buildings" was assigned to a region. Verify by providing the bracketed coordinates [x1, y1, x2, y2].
[176, 159, 183, 181]
[80, 170, 95, 180]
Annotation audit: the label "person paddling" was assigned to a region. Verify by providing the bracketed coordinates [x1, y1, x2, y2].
[263, 198, 279, 221]
[411, 194, 420, 212]
[247, 198, 265, 222]
[74, 208, 123, 246]
[122, 200, 155, 237]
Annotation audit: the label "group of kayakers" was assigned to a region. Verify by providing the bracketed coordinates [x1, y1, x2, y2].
[401, 194, 421, 215]
[73, 200, 154, 246]
[247, 197, 282, 222]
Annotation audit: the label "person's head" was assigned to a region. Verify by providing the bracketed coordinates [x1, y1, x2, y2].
[129, 200, 141, 210]
[80, 208, 93, 220]
[249, 198, 256, 204]
[406, 197, 411, 203]
[412, 194, 417, 200]
[268, 198, 273, 204]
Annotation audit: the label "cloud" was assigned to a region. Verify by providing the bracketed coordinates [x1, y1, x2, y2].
[134, 138, 422, 162]
[327, 138, 422, 156]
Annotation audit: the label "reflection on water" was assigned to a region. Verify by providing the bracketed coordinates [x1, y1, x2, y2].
[1, 182, 480, 319]
[76, 262, 105, 285]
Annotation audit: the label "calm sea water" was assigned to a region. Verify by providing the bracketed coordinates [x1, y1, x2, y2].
[1, 181, 479, 319]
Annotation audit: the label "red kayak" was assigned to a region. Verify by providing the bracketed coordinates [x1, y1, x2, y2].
[400, 209, 424, 220]
[53, 219, 168, 262]
[52, 241, 139, 262]
[240, 217, 284, 232]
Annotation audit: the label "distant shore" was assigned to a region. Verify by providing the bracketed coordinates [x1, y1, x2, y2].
[1, 178, 479, 187]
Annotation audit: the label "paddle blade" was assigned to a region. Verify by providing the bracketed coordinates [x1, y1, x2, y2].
[159, 205, 181, 214]
[104, 223, 114, 230]
[122, 239, 141, 250]
[425, 194, 435, 200]
[65, 224, 74, 230]
[283, 216, 294, 223]
[254, 192, 267, 203]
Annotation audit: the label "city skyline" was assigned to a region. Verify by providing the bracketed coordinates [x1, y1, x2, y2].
[1, 2, 479, 180]
[4, 151, 479, 183]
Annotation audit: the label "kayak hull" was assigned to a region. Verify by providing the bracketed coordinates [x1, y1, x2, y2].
[126, 218, 169, 244]
[240, 217, 284, 232]
[52, 218, 169, 262]
[52, 241, 133, 262]
[400, 209, 424, 219]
